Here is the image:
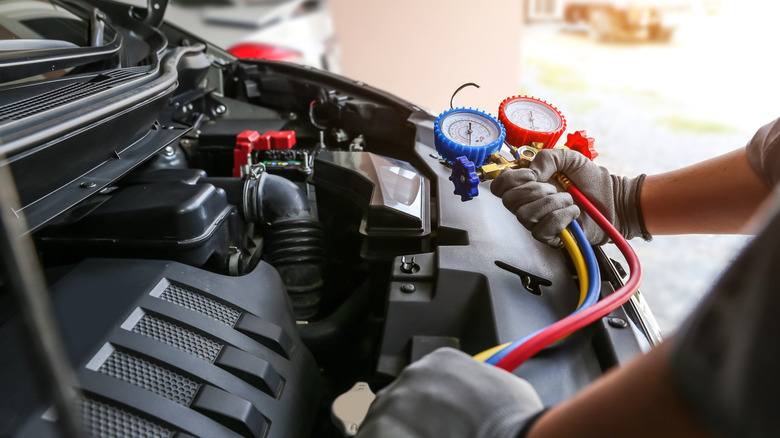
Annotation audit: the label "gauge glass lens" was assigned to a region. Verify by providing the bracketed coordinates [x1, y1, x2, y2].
[504, 99, 561, 132]
[441, 112, 500, 146]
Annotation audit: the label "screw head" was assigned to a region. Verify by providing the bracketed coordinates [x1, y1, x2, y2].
[608, 317, 628, 328]
[400, 283, 416, 294]
[80, 182, 96, 189]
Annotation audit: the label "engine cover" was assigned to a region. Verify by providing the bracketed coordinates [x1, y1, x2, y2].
[0, 259, 321, 438]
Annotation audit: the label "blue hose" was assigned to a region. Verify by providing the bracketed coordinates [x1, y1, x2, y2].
[486, 221, 601, 365]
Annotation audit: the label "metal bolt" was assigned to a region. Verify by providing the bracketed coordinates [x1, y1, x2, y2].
[400, 256, 419, 274]
[215, 105, 226, 115]
[289, 112, 298, 120]
[608, 317, 628, 328]
[400, 283, 416, 294]
[301, 152, 311, 173]
[163, 146, 175, 156]
[80, 182, 96, 189]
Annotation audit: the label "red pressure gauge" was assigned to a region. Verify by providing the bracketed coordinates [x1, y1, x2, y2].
[498, 95, 566, 149]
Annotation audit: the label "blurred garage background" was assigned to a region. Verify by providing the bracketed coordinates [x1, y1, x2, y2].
[157, 0, 779, 333]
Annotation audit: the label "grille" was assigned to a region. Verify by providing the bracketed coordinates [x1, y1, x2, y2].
[76, 397, 173, 438]
[98, 350, 201, 406]
[132, 314, 223, 363]
[0, 69, 147, 121]
[159, 284, 240, 326]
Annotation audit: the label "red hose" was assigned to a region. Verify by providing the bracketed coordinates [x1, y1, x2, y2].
[495, 184, 643, 371]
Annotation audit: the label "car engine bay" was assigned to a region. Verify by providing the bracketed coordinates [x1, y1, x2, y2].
[0, 1, 661, 436]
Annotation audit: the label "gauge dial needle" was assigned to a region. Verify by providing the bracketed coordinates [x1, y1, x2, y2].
[529, 110, 536, 131]
[468, 122, 473, 145]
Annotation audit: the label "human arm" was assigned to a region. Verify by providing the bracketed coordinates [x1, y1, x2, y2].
[641, 147, 771, 235]
[526, 341, 712, 438]
[356, 341, 713, 438]
[491, 145, 772, 246]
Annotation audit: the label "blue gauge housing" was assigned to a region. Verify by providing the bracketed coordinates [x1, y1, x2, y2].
[434, 107, 506, 167]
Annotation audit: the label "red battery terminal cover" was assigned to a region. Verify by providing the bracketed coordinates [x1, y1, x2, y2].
[233, 130, 261, 177]
[564, 130, 598, 161]
[259, 130, 296, 150]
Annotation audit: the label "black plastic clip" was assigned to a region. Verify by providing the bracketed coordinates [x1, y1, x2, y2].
[495, 260, 552, 296]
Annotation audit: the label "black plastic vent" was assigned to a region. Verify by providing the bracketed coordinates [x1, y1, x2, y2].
[132, 314, 223, 363]
[159, 284, 241, 326]
[0, 69, 147, 121]
[98, 350, 201, 406]
[76, 397, 174, 438]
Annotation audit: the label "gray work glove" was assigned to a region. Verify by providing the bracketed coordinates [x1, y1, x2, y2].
[356, 348, 544, 438]
[490, 148, 651, 247]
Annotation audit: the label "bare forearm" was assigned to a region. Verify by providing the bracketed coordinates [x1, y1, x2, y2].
[527, 342, 712, 438]
[641, 148, 771, 235]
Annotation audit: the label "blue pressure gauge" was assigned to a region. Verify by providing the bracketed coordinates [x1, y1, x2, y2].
[434, 107, 506, 167]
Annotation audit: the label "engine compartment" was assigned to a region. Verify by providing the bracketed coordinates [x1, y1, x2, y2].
[0, 1, 661, 436]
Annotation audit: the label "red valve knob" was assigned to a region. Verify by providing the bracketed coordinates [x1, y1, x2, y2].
[564, 130, 598, 161]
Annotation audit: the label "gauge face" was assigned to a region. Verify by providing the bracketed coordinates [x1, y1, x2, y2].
[440, 111, 501, 147]
[504, 98, 562, 132]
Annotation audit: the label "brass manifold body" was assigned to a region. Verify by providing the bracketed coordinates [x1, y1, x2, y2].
[475, 143, 543, 181]
[470, 141, 576, 192]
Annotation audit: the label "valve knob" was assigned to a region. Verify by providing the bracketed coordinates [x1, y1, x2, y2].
[564, 130, 598, 160]
[449, 156, 480, 201]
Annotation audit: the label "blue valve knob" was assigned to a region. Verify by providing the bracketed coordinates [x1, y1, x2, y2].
[449, 156, 480, 201]
[434, 107, 506, 167]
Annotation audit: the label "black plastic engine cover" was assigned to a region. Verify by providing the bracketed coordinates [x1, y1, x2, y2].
[0, 258, 322, 438]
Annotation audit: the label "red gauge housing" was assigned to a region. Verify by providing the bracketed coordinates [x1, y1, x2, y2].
[498, 95, 567, 149]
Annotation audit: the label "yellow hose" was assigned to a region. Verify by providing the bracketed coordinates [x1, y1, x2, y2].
[474, 228, 588, 362]
[560, 228, 589, 308]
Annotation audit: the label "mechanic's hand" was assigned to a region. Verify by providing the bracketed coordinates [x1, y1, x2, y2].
[490, 148, 650, 246]
[356, 348, 544, 438]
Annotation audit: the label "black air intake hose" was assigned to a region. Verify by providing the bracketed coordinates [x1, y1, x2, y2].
[246, 173, 325, 320]
[263, 218, 325, 319]
[298, 280, 374, 352]
[242, 173, 311, 225]
[204, 173, 326, 319]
